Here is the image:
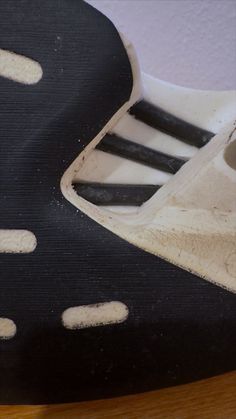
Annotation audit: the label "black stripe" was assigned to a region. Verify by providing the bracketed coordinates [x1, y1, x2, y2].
[130, 100, 215, 148]
[73, 183, 159, 206]
[97, 134, 186, 174]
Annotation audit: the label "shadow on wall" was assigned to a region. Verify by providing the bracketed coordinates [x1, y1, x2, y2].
[88, 0, 236, 90]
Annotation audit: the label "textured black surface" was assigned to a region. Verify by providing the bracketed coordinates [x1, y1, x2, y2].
[74, 183, 160, 206]
[98, 134, 186, 174]
[0, 0, 236, 405]
[130, 100, 215, 147]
